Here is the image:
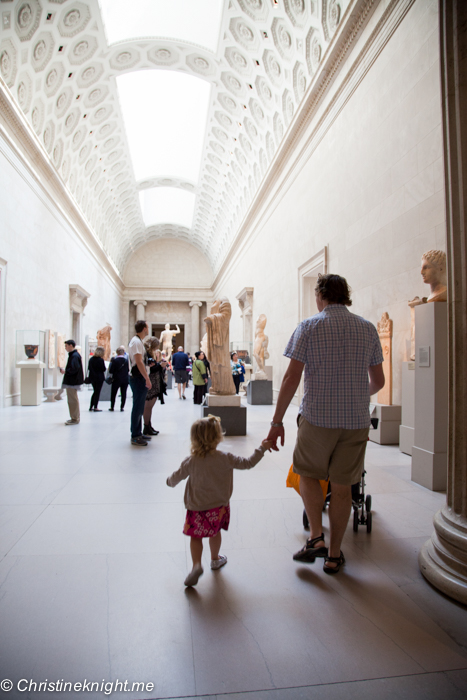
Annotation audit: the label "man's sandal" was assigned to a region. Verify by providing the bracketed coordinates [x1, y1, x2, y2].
[323, 551, 345, 574]
[293, 533, 328, 562]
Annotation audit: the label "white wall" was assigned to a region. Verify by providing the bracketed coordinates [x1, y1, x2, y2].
[123, 239, 213, 288]
[213, 0, 444, 406]
[0, 138, 122, 405]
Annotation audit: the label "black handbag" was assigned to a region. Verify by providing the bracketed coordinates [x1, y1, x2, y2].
[105, 374, 113, 385]
[84, 376, 92, 385]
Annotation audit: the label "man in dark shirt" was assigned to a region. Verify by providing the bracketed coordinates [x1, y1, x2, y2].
[60, 340, 84, 425]
[172, 346, 189, 400]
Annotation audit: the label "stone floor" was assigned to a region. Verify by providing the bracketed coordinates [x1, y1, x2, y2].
[0, 385, 466, 700]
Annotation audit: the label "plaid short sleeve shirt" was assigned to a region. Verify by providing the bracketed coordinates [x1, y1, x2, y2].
[284, 305, 384, 429]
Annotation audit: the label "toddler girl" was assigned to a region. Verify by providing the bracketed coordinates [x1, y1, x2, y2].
[167, 415, 272, 587]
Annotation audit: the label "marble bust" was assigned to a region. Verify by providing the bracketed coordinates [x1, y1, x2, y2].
[253, 314, 269, 380]
[160, 323, 180, 362]
[421, 249, 447, 302]
[204, 297, 235, 395]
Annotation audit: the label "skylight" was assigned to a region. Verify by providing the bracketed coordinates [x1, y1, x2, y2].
[99, 0, 223, 53]
[139, 187, 196, 229]
[116, 70, 211, 183]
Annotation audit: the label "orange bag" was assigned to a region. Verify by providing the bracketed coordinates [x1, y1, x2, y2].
[286, 465, 328, 499]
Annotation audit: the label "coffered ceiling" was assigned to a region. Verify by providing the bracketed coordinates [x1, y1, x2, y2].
[0, 0, 349, 276]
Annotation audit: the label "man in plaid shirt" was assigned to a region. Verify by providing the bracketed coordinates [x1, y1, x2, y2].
[267, 274, 385, 573]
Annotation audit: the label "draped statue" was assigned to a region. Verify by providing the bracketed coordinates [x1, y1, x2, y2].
[205, 297, 235, 395]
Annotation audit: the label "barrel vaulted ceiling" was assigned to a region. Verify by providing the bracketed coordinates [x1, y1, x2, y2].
[0, 0, 349, 276]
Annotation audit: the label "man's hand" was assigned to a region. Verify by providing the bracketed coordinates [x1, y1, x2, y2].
[266, 425, 285, 451]
[60, 368, 65, 374]
[145, 377, 152, 390]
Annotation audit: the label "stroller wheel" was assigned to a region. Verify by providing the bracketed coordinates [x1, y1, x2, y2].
[366, 511, 372, 533]
[303, 509, 310, 530]
[365, 495, 372, 514]
[353, 510, 359, 532]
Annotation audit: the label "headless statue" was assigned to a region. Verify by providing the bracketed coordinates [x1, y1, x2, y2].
[253, 314, 269, 380]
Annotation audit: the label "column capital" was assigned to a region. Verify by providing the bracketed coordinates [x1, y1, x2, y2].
[189, 301, 203, 308]
[133, 300, 147, 306]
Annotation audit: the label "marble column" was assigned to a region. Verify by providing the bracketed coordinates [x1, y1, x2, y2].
[133, 300, 147, 322]
[189, 301, 202, 355]
[418, 0, 467, 604]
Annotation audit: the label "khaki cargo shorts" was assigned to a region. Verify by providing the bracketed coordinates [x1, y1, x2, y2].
[292, 415, 369, 486]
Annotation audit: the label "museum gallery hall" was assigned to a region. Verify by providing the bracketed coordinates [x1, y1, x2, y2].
[0, 1, 466, 699]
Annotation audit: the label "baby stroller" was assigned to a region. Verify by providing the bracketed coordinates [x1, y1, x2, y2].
[302, 415, 377, 534]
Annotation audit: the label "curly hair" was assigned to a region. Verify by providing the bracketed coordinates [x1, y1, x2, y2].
[422, 250, 446, 268]
[143, 336, 160, 358]
[190, 416, 223, 458]
[314, 273, 352, 307]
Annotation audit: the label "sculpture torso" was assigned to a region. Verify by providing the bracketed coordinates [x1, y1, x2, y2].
[205, 298, 234, 395]
[253, 314, 269, 380]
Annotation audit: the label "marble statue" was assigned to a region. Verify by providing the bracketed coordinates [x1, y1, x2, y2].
[377, 312, 393, 405]
[57, 333, 67, 369]
[48, 330, 55, 369]
[160, 323, 180, 362]
[407, 250, 447, 360]
[97, 324, 112, 361]
[421, 249, 447, 302]
[205, 297, 235, 395]
[253, 314, 269, 380]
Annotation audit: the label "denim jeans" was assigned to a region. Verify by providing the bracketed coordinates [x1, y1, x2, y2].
[129, 374, 148, 438]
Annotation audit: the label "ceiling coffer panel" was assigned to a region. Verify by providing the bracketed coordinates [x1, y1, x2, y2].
[2, 0, 350, 276]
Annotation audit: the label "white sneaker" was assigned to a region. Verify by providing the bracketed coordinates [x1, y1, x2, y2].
[184, 565, 203, 587]
[210, 555, 227, 570]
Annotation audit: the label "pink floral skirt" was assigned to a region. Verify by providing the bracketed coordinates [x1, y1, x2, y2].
[183, 505, 230, 538]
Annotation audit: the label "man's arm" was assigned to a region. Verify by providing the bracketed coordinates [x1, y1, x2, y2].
[134, 352, 151, 390]
[368, 363, 385, 396]
[266, 358, 304, 451]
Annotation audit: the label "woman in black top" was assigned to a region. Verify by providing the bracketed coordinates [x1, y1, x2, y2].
[87, 346, 106, 411]
[108, 347, 130, 411]
[143, 337, 167, 436]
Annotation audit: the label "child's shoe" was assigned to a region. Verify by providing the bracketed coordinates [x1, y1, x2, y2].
[210, 555, 228, 570]
[184, 565, 203, 587]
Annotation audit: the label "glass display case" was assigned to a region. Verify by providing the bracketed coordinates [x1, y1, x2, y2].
[229, 341, 252, 365]
[16, 330, 46, 364]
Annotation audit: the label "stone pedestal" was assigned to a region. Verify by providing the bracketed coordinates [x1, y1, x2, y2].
[16, 360, 46, 406]
[203, 393, 246, 435]
[399, 361, 415, 455]
[247, 379, 273, 405]
[411, 303, 448, 491]
[166, 371, 173, 390]
[368, 404, 401, 445]
[419, 0, 467, 604]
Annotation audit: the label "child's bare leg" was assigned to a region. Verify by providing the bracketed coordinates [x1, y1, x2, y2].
[190, 537, 203, 568]
[209, 532, 222, 561]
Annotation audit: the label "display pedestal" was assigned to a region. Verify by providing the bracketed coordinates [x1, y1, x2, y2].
[399, 361, 415, 455]
[411, 303, 448, 491]
[202, 394, 246, 435]
[16, 360, 46, 406]
[247, 379, 273, 405]
[368, 404, 401, 444]
[166, 372, 173, 390]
